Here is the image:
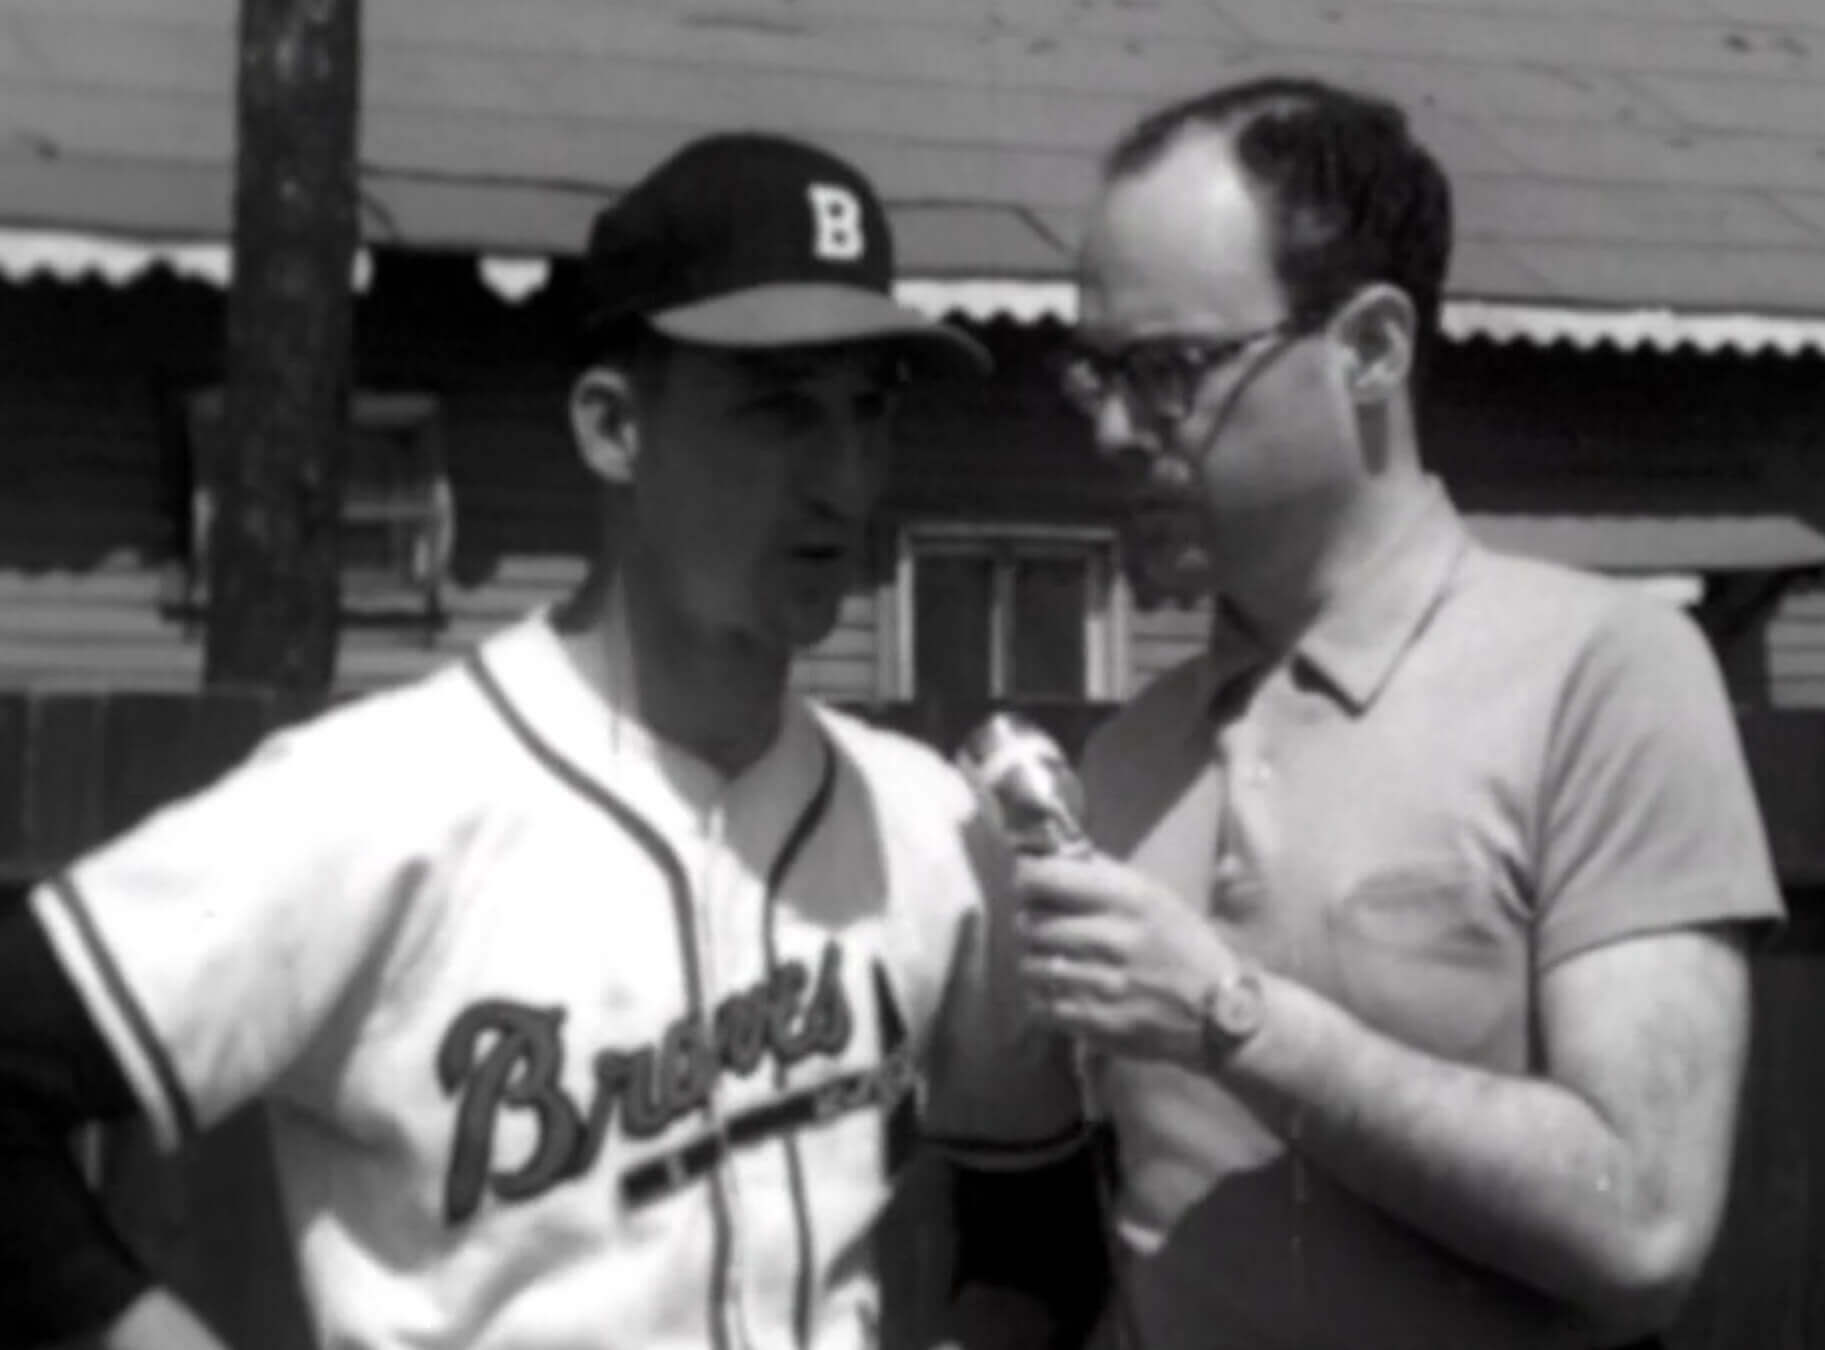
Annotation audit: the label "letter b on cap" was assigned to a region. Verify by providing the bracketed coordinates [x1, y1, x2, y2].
[808, 183, 865, 262]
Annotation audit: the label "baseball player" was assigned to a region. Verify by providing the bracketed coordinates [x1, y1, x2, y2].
[0, 134, 1101, 1350]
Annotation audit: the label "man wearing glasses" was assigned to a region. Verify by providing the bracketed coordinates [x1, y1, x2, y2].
[1017, 78, 1780, 1349]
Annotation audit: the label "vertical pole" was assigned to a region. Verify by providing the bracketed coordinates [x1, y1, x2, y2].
[206, 0, 361, 703]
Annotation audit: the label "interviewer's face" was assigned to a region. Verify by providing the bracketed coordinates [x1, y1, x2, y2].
[1076, 135, 1363, 574]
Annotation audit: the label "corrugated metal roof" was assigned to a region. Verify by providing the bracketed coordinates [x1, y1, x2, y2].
[4, 0, 1825, 315]
[895, 281, 1825, 354]
[1463, 513, 1825, 573]
[0, 229, 373, 290]
[1440, 301, 1825, 357]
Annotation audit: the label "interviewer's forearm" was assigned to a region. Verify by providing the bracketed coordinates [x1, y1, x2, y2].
[1221, 973, 1664, 1326]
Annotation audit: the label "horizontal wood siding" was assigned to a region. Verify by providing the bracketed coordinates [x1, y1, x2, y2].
[0, 557, 568, 693]
[0, 556, 882, 702]
[790, 590, 882, 704]
[4, 270, 1824, 715]
[1768, 577, 1825, 709]
[1126, 599, 1210, 695]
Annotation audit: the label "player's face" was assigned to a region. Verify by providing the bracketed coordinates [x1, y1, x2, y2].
[631, 342, 901, 653]
[1074, 134, 1363, 569]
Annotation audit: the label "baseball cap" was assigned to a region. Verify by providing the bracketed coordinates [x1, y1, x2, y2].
[581, 133, 988, 374]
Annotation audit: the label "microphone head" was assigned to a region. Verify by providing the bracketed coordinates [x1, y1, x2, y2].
[955, 711, 1089, 857]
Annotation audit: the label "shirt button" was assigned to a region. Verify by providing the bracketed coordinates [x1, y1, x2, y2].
[1244, 761, 1272, 788]
[1213, 853, 1245, 883]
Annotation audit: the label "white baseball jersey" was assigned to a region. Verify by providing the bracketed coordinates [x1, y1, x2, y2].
[30, 612, 1082, 1350]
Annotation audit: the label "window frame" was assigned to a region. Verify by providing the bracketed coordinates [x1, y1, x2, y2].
[177, 389, 456, 635]
[887, 520, 1129, 702]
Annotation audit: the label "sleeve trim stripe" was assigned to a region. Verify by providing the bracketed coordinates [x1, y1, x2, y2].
[30, 884, 184, 1152]
[41, 875, 197, 1147]
[926, 1122, 1088, 1167]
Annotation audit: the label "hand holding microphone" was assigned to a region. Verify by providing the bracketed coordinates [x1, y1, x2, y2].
[959, 712, 1256, 1071]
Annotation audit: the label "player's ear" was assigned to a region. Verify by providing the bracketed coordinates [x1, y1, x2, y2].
[569, 365, 640, 485]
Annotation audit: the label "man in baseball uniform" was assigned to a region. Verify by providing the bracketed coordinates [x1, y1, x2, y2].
[0, 134, 1099, 1350]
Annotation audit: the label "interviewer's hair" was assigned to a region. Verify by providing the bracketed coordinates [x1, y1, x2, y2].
[1106, 77, 1453, 374]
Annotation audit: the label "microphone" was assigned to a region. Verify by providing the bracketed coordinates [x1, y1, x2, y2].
[955, 711, 1144, 1350]
[954, 708, 1100, 1089]
[954, 710, 1091, 859]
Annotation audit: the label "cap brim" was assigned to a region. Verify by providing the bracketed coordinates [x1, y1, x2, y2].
[649, 282, 990, 376]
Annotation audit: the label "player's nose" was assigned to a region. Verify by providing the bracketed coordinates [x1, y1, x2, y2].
[803, 416, 888, 521]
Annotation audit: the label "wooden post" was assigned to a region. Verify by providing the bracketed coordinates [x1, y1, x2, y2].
[206, 0, 362, 700]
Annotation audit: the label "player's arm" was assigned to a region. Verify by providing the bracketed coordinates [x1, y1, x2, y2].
[6, 709, 429, 1350]
[925, 791, 1105, 1350]
[0, 902, 229, 1350]
[947, 1144, 1106, 1350]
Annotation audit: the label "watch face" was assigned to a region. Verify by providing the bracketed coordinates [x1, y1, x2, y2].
[1220, 972, 1265, 1036]
[1204, 965, 1265, 1060]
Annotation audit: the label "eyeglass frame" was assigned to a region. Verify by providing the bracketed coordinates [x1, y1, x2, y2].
[1056, 309, 1328, 424]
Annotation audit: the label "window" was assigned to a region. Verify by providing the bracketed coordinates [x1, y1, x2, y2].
[180, 391, 455, 633]
[892, 523, 1125, 703]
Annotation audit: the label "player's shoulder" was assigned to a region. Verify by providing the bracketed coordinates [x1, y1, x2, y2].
[236, 630, 511, 804]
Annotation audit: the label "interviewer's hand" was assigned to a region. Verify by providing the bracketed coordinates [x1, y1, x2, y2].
[1015, 851, 1246, 1067]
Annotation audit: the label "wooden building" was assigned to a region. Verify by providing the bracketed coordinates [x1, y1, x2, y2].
[4, 251, 1825, 699]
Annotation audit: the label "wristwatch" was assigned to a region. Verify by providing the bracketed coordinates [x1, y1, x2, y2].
[1199, 958, 1266, 1068]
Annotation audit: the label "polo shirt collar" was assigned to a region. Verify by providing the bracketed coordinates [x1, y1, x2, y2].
[1294, 479, 1469, 711]
[1193, 479, 1469, 716]
[1196, 597, 1274, 715]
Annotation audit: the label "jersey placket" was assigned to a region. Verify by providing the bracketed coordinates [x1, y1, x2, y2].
[694, 794, 762, 1350]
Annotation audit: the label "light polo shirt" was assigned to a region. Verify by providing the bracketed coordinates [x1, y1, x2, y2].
[1081, 480, 1783, 1350]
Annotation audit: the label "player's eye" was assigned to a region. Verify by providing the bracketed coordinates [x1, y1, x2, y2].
[854, 387, 901, 425]
[742, 392, 824, 435]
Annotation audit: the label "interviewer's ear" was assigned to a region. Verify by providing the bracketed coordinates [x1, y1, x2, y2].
[569, 366, 640, 485]
[1334, 284, 1416, 405]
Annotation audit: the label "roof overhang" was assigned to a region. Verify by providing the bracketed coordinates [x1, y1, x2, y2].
[11, 230, 1825, 358]
[7, 0, 1825, 317]
[1463, 513, 1825, 574]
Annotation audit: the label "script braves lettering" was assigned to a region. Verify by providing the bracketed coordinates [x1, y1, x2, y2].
[437, 940, 856, 1223]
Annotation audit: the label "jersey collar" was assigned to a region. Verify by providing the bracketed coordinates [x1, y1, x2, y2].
[475, 609, 828, 841]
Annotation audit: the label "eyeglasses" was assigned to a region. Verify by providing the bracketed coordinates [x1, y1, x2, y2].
[1057, 316, 1308, 422]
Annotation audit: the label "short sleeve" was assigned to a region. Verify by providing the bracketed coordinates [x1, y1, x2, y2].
[1536, 598, 1784, 969]
[28, 715, 426, 1152]
[919, 778, 1086, 1171]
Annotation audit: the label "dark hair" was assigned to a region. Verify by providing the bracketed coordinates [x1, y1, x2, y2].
[1105, 77, 1453, 372]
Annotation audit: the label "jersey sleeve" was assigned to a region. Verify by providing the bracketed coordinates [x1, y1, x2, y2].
[920, 775, 1086, 1171]
[28, 711, 428, 1152]
[1535, 597, 1785, 969]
